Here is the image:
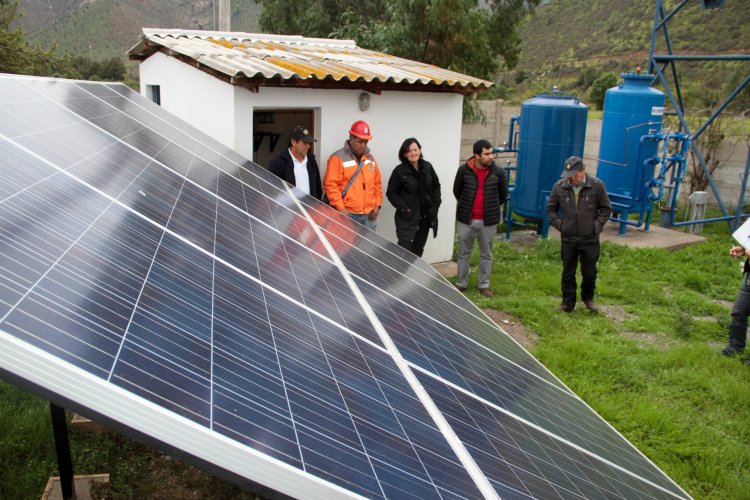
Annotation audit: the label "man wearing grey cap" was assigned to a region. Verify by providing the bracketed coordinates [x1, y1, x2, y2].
[546, 156, 612, 313]
[268, 126, 323, 200]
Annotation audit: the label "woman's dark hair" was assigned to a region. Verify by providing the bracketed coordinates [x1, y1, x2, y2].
[398, 137, 423, 164]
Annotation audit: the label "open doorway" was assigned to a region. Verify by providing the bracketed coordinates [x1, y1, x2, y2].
[253, 109, 316, 168]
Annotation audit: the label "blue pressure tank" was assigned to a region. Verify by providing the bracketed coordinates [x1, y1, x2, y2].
[596, 73, 665, 211]
[512, 91, 588, 221]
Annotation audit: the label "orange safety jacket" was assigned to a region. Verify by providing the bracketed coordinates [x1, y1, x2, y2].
[323, 142, 383, 214]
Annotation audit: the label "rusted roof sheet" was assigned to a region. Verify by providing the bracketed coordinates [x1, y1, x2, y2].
[128, 28, 492, 93]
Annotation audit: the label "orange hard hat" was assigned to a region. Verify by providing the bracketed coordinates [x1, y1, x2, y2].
[349, 120, 372, 140]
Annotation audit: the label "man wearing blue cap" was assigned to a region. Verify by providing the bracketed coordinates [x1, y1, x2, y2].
[546, 156, 612, 313]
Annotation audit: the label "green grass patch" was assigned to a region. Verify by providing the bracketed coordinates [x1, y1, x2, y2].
[454, 221, 750, 498]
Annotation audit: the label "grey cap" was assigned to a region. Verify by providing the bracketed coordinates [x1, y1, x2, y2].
[290, 126, 316, 143]
[561, 156, 584, 178]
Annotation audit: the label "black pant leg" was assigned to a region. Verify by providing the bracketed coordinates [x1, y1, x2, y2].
[411, 215, 431, 257]
[579, 240, 601, 301]
[395, 213, 418, 252]
[728, 276, 750, 350]
[560, 239, 579, 306]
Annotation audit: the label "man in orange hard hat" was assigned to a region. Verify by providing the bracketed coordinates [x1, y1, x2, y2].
[323, 120, 383, 230]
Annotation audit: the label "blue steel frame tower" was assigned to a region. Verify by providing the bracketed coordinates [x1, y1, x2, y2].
[648, 0, 750, 229]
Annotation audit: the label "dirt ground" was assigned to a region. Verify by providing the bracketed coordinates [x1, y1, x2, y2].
[481, 304, 658, 351]
[481, 308, 539, 350]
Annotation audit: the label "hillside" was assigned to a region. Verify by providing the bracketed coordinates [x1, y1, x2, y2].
[508, 0, 750, 105]
[520, 0, 748, 69]
[15, 0, 261, 60]
[10, 0, 749, 106]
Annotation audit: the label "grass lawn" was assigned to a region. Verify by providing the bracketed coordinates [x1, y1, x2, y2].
[1, 216, 749, 498]
[458, 219, 750, 499]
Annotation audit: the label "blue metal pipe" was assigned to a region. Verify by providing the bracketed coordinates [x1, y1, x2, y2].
[508, 115, 519, 151]
[607, 166, 661, 232]
[669, 214, 750, 227]
[654, 54, 750, 61]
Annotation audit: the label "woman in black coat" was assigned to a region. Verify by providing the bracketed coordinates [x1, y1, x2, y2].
[386, 138, 441, 257]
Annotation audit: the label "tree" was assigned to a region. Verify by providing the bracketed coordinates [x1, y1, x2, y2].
[0, 1, 69, 76]
[687, 115, 728, 195]
[1, 3, 126, 81]
[588, 72, 618, 110]
[257, 0, 539, 81]
[67, 55, 126, 81]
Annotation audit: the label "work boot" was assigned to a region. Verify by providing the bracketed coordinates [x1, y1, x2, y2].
[479, 288, 494, 298]
[559, 303, 574, 313]
[582, 299, 600, 313]
[455, 284, 467, 292]
[721, 345, 744, 357]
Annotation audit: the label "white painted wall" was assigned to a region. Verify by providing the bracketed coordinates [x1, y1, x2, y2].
[140, 53, 237, 151]
[251, 87, 462, 263]
[138, 54, 463, 263]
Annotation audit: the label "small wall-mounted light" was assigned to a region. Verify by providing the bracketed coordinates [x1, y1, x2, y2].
[358, 92, 371, 111]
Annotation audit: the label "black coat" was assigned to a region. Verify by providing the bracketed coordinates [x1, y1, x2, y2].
[546, 175, 612, 241]
[268, 149, 323, 200]
[453, 157, 508, 226]
[386, 159, 442, 237]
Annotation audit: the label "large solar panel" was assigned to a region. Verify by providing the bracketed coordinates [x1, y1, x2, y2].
[0, 73, 689, 499]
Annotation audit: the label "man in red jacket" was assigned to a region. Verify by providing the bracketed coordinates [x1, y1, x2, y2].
[453, 139, 508, 298]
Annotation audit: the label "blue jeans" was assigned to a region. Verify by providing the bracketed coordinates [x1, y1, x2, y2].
[728, 274, 750, 350]
[456, 220, 496, 289]
[349, 212, 377, 231]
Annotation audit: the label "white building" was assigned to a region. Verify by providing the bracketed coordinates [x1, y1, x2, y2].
[128, 28, 491, 263]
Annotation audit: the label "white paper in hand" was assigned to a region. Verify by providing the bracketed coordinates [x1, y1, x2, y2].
[732, 218, 750, 249]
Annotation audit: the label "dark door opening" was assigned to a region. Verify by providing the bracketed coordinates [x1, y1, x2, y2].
[253, 109, 315, 168]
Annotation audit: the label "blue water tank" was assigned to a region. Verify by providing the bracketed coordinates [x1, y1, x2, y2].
[596, 73, 665, 211]
[512, 91, 588, 221]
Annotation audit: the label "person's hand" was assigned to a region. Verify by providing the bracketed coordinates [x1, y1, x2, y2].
[368, 206, 380, 221]
[730, 246, 747, 258]
[340, 208, 349, 216]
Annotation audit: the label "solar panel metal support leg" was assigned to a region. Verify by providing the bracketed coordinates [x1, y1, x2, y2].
[50, 403, 76, 500]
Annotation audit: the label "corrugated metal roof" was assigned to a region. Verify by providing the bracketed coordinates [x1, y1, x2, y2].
[128, 28, 492, 94]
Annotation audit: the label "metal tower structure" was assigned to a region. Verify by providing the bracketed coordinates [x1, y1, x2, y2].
[648, 0, 750, 229]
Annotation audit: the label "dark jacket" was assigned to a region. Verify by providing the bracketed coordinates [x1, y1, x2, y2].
[386, 159, 442, 236]
[268, 149, 323, 200]
[453, 157, 508, 226]
[546, 175, 612, 241]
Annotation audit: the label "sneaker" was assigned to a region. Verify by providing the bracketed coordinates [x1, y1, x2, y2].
[582, 299, 600, 313]
[478, 288, 494, 298]
[455, 284, 467, 292]
[721, 345, 744, 357]
[559, 303, 574, 313]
